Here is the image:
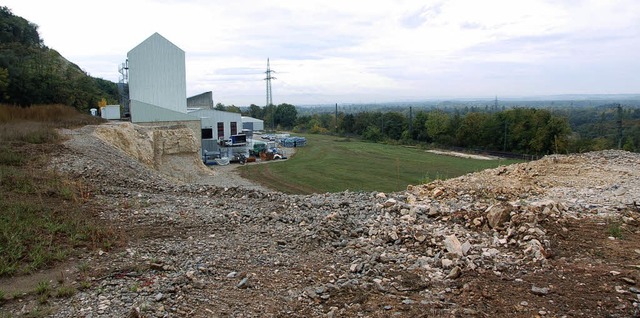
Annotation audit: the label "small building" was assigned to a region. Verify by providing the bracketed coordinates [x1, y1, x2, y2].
[188, 108, 243, 157]
[241, 116, 264, 132]
[100, 105, 121, 120]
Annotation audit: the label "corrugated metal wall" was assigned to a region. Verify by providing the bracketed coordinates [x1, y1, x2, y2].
[128, 33, 187, 122]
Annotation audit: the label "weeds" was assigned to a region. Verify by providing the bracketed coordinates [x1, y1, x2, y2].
[0, 104, 103, 126]
[35, 281, 51, 295]
[77, 262, 90, 275]
[0, 147, 23, 166]
[0, 104, 104, 144]
[54, 285, 76, 298]
[419, 171, 446, 184]
[607, 220, 623, 239]
[22, 306, 53, 318]
[0, 106, 121, 277]
[79, 280, 92, 290]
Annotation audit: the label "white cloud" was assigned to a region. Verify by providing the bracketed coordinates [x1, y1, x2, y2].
[3, 0, 639, 105]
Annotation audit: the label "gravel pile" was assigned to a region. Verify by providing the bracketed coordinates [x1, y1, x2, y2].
[5, 124, 639, 317]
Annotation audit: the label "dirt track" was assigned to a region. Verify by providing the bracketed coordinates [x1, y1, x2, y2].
[2, 123, 640, 317]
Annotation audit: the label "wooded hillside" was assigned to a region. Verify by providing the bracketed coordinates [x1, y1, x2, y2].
[0, 6, 119, 111]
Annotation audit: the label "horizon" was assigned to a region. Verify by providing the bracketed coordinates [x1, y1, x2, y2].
[4, 1, 640, 106]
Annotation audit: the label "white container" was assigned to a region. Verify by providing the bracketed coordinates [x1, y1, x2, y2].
[101, 105, 121, 120]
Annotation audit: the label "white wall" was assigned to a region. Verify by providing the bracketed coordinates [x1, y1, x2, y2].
[101, 105, 120, 120]
[190, 109, 242, 140]
[241, 116, 264, 131]
[128, 33, 187, 122]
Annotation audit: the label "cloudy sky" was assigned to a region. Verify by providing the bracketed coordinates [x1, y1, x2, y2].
[4, 0, 640, 105]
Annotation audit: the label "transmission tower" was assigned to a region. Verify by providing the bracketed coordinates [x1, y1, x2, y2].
[264, 58, 276, 130]
[265, 58, 276, 107]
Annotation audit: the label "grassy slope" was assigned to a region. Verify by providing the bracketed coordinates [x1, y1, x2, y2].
[0, 104, 119, 278]
[239, 134, 523, 194]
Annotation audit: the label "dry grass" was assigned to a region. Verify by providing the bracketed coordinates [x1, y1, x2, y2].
[0, 104, 104, 143]
[0, 104, 120, 277]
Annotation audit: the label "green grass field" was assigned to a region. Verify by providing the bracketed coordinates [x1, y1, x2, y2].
[239, 134, 523, 194]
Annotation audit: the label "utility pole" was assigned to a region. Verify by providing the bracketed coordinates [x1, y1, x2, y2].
[264, 58, 276, 131]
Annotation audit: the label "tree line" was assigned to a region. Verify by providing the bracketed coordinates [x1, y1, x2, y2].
[0, 7, 119, 110]
[292, 107, 571, 155]
[223, 99, 638, 156]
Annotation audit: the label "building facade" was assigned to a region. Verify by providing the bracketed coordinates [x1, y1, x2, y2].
[126, 32, 200, 139]
[128, 33, 191, 122]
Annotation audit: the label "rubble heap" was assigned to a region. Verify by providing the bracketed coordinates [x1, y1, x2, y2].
[4, 123, 639, 317]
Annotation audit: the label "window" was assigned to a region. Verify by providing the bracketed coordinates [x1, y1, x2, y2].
[201, 128, 213, 139]
[231, 122, 237, 135]
[217, 122, 224, 139]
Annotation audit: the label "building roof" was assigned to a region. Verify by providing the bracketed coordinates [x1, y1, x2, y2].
[128, 32, 183, 56]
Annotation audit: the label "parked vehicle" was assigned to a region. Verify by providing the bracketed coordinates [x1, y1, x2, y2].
[232, 153, 247, 165]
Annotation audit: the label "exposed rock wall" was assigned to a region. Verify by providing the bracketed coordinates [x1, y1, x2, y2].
[93, 122, 210, 182]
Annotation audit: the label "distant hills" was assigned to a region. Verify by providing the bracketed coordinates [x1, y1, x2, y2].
[0, 6, 119, 110]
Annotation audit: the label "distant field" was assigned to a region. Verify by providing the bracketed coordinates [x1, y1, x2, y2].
[238, 134, 523, 194]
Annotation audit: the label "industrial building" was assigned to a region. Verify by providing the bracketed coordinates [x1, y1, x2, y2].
[188, 108, 243, 156]
[126, 32, 200, 136]
[125, 32, 266, 163]
[241, 116, 264, 132]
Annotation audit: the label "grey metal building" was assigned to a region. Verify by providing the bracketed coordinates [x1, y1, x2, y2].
[241, 116, 264, 132]
[126, 32, 200, 136]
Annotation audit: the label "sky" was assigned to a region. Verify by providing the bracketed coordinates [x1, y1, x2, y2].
[4, 0, 640, 106]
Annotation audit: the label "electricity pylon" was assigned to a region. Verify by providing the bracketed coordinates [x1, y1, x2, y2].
[264, 58, 276, 130]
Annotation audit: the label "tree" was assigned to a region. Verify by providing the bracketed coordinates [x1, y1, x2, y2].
[248, 104, 263, 119]
[214, 103, 226, 111]
[0, 67, 8, 100]
[0, 7, 119, 108]
[263, 104, 276, 131]
[274, 103, 297, 129]
[362, 126, 383, 142]
[425, 110, 450, 143]
[623, 136, 635, 152]
[340, 113, 356, 134]
[226, 105, 241, 113]
[412, 111, 429, 141]
[381, 112, 406, 140]
[455, 112, 490, 148]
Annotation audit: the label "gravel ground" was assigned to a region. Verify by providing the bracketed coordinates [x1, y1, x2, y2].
[2, 124, 640, 318]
